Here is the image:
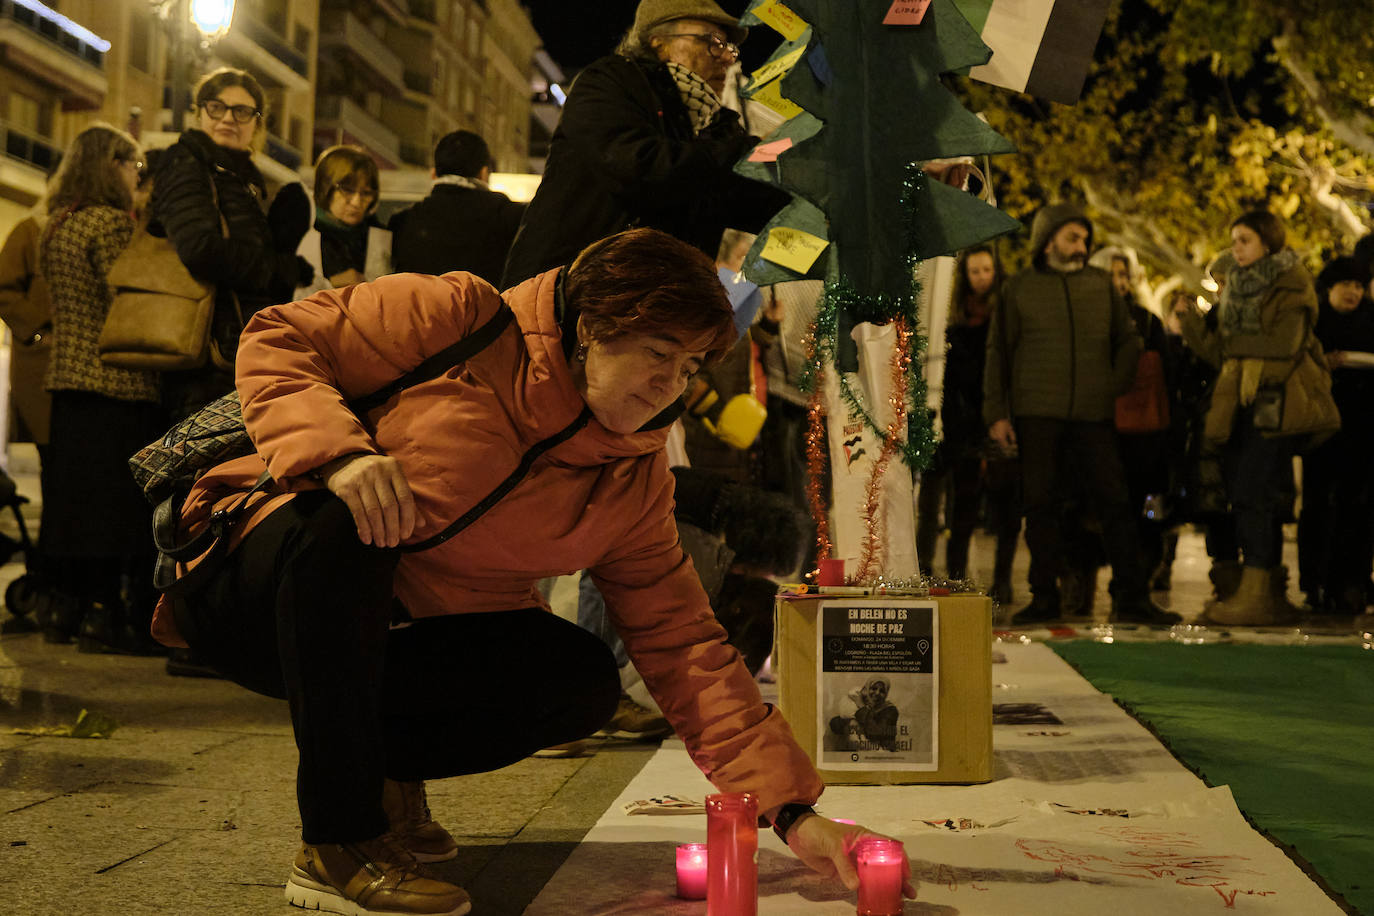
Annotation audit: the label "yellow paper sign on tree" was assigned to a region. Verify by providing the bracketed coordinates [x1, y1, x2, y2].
[762, 227, 829, 273]
[752, 79, 805, 119]
[753, 0, 809, 40]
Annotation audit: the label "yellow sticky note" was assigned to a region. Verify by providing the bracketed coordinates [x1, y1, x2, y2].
[754, 0, 809, 41]
[762, 227, 829, 274]
[751, 78, 804, 120]
[748, 44, 807, 91]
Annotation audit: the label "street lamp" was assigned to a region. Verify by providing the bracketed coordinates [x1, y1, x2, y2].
[164, 0, 236, 131]
[189, 0, 234, 40]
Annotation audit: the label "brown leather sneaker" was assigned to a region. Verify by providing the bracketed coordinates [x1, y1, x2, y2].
[383, 779, 459, 863]
[284, 832, 471, 915]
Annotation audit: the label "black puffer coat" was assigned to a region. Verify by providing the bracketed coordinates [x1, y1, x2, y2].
[150, 129, 300, 362]
[502, 54, 789, 286]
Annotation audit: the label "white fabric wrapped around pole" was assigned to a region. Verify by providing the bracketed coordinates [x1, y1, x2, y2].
[824, 322, 917, 580]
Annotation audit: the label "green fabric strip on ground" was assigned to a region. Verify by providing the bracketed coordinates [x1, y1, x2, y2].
[1049, 642, 1374, 915]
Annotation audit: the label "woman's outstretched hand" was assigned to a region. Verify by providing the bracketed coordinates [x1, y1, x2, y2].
[320, 453, 417, 547]
[786, 815, 918, 899]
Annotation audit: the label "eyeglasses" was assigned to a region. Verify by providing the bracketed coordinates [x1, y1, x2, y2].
[333, 183, 378, 203]
[201, 99, 262, 123]
[662, 32, 740, 61]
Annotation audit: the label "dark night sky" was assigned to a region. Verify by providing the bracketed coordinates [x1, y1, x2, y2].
[522, 1, 779, 76]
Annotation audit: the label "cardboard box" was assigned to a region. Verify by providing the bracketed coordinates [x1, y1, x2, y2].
[774, 593, 992, 785]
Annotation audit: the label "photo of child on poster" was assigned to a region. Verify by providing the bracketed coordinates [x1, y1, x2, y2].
[817, 600, 937, 769]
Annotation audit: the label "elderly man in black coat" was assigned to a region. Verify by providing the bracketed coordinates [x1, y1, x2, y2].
[501, 0, 788, 287]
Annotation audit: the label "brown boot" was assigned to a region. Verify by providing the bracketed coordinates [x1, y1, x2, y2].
[1268, 566, 1304, 621]
[1208, 560, 1242, 601]
[383, 779, 459, 864]
[284, 832, 471, 915]
[1203, 567, 1296, 626]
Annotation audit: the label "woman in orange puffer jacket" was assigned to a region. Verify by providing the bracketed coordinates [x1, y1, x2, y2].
[158, 228, 915, 916]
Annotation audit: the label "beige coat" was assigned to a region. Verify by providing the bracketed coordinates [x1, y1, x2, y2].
[0, 215, 53, 442]
[1180, 263, 1339, 444]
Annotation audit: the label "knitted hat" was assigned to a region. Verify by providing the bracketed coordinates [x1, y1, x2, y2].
[630, 0, 747, 45]
[1317, 255, 1371, 290]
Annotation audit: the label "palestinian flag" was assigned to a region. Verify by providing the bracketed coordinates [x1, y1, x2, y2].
[952, 0, 1111, 104]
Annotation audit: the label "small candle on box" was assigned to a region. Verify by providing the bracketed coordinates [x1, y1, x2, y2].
[676, 843, 708, 899]
[855, 837, 905, 916]
[816, 557, 845, 586]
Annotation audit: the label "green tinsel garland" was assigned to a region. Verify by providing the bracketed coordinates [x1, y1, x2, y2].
[794, 165, 938, 473]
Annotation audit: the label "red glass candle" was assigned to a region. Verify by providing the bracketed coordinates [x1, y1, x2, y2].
[817, 557, 846, 586]
[705, 792, 758, 916]
[676, 843, 708, 899]
[855, 837, 905, 916]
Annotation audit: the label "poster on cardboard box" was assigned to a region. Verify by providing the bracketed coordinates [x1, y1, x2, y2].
[816, 599, 938, 770]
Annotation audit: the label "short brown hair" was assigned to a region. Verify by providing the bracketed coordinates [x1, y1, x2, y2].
[1232, 210, 1286, 255]
[566, 228, 736, 365]
[194, 67, 266, 115]
[313, 145, 380, 215]
[47, 123, 141, 214]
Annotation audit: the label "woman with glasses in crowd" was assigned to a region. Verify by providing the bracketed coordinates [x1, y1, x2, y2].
[150, 67, 314, 421]
[298, 145, 392, 292]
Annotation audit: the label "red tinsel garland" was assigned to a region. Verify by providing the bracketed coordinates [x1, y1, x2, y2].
[803, 326, 833, 565]
[852, 317, 913, 583]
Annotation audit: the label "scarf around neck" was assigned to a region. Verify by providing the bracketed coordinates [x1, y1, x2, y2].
[1220, 247, 1300, 336]
[432, 174, 490, 191]
[665, 61, 722, 135]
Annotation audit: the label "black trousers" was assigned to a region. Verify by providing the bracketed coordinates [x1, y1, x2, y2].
[1222, 415, 1294, 570]
[1016, 417, 1147, 601]
[916, 449, 992, 579]
[176, 491, 620, 844]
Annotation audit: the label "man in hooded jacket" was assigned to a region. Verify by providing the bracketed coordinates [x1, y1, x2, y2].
[984, 203, 1180, 626]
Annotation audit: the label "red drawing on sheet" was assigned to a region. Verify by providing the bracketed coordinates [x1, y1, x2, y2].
[1016, 826, 1276, 907]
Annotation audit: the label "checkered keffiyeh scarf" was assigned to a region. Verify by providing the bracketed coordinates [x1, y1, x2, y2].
[665, 61, 722, 135]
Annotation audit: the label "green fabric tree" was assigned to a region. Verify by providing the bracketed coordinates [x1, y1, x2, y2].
[734, 0, 1020, 468]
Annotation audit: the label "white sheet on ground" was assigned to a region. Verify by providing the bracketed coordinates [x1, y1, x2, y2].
[525, 641, 1343, 915]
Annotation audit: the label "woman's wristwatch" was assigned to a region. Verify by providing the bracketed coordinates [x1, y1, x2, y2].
[765, 803, 817, 846]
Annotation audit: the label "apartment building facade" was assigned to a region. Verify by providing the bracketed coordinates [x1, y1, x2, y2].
[315, 0, 540, 175]
[1, 0, 321, 236]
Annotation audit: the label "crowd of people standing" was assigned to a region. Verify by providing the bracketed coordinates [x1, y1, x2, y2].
[1, 0, 1373, 912]
[921, 204, 1372, 628]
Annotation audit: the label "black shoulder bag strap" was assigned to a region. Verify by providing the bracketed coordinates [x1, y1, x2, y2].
[159, 303, 518, 597]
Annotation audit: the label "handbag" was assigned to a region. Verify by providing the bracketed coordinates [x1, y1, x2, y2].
[1115, 349, 1171, 433]
[100, 173, 228, 370]
[1250, 317, 1340, 438]
[137, 304, 519, 597]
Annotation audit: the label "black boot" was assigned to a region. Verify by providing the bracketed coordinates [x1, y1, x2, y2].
[165, 646, 225, 678]
[78, 600, 166, 656]
[1111, 594, 1182, 625]
[1014, 591, 1061, 624]
[36, 589, 85, 644]
[1060, 566, 1098, 617]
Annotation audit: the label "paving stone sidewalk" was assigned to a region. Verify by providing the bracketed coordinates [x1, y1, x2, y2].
[0, 626, 655, 916]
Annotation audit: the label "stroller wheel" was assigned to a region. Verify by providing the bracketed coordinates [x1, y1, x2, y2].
[5, 574, 43, 617]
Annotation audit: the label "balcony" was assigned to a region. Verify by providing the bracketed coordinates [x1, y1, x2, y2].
[0, 0, 107, 111]
[320, 12, 406, 96]
[265, 133, 303, 171]
[315, 95, 401, 168]
[235, 13, 308, 79]
[2, 119, 59, 172]
[220, 13, 311, 93]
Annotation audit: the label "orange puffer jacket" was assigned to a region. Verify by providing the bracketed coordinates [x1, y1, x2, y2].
[154, 266, 823, 812]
